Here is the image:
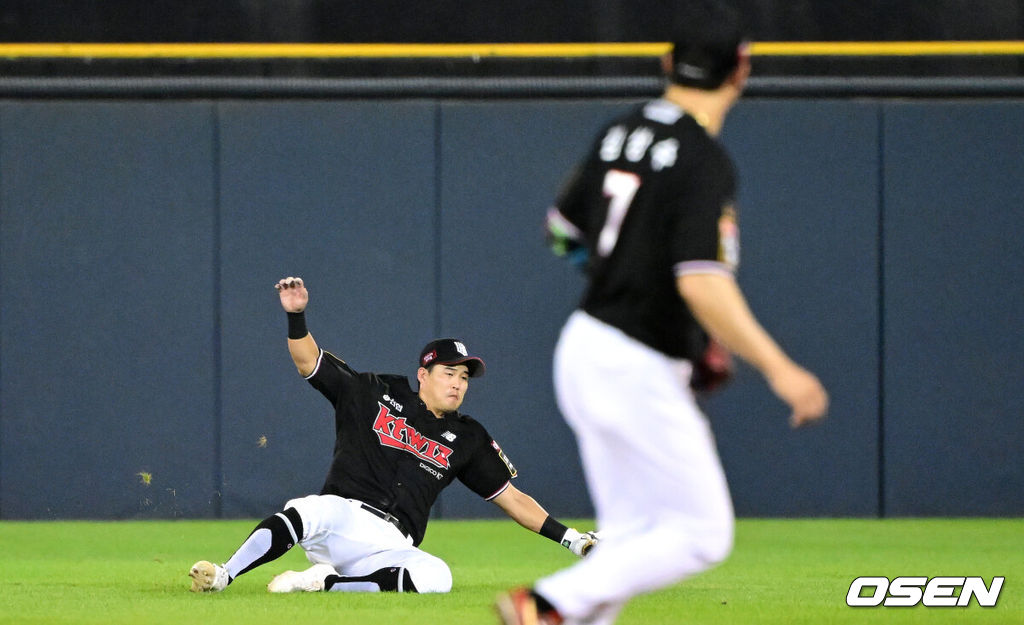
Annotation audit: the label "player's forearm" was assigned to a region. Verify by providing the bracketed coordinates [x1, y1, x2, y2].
[286, 311, 320, 376]
[492, 485, 598, 556]
[494, 485, 549, 533]
[501, 493, 570, 544]
[677, 273, 793, 380]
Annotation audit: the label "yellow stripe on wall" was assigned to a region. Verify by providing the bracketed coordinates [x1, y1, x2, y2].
[0, 42, 664, 58]
[0, 41, 1022, 60]
[752, 41, 1024, 56]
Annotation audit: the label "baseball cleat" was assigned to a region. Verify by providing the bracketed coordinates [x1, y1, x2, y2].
[189, 560, 229, 592]
[267, 563, 338, 593]
[496, 588, 563, 625]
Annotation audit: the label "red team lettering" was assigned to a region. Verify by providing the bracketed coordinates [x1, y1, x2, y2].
[372, 403, 454, 469]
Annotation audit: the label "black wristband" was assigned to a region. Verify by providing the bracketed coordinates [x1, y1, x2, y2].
[287, 311, 308, 339]
[539, 515, 569, 544]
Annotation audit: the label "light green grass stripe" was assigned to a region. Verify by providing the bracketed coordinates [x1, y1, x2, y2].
[0, 518, 1020, 625]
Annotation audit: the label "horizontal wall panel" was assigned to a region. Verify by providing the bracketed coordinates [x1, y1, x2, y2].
[1, 96, 1021, 520]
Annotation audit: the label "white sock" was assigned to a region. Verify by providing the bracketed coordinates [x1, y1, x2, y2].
[223, 528, 272, 579]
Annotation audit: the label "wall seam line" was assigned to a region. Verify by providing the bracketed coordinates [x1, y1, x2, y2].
[0, 105, 5, 519]
[432, 101, 444, 520]
[212, 102, 224, 518]
[876, 103, 887, 519]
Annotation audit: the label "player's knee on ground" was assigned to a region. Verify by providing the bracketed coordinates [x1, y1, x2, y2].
[405, 553, 452, 593]
[283, 496, 318, 539]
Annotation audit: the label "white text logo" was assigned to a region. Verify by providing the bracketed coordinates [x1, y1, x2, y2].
[847, 576, 1004, 607]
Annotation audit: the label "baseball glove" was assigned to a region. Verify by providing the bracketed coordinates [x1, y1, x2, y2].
[562, 529, 601, 557]
[690, 337, 734, 393]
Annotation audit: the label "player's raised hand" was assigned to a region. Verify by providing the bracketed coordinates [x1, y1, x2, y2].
[767, 362, 829, 428]
[276, 276, 309, 313]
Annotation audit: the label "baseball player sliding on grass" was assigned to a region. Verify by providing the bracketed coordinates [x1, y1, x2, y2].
[189, 276, 597, 594]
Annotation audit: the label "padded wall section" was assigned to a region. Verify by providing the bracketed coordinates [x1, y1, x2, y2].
[216, 101, 439, 516]
[0, 102, 217, 518]
[708, 100, 882, 516]
[1, 97, 1020, 520]
[882, 101, 1024, 516]
[436, 101, 631, 519]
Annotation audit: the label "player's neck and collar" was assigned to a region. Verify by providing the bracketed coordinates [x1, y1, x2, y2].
[415, 385, 459, 419]
[418, 398, 460, 420]
[660, 85, 729, 136]
[658, 60, 749, 137]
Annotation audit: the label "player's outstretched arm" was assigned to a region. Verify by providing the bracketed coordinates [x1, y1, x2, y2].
[491, 485, 599, 557]
[677, 272, 829, 427]
[275, 276, 320, 377]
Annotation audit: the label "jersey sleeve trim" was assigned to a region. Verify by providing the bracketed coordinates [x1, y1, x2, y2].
[546, 206, 583, 241]
[483, 480, 511, 501]
[303, 349, 326, 380]
[674, 260, 735, 278]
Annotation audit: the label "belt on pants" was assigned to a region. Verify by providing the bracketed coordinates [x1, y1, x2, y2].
[360, 503, 411, 539]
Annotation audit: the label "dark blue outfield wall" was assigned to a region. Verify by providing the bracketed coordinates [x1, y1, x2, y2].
[0, 99, 1021, 520]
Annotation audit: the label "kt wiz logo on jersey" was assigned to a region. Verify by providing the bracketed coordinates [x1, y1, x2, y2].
[373, 403, 454, 469]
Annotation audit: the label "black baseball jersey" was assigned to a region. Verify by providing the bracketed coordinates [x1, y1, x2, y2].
[304, 349, 517, 546]
[549, 98, 740, 361]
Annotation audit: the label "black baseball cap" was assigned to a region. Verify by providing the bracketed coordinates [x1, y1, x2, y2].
[668, 1, 749, 90]
[419, 338, 486, 377]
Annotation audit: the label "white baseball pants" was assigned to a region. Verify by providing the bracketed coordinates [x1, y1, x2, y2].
[536, 311, 734, 624]
[284, 494, 452, 593]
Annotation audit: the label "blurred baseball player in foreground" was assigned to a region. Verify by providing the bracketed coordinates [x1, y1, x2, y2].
[189, 276, 597, 594]
[497, 2, 828, 623]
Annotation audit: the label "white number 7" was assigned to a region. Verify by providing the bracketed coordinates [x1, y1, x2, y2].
[597, 169, 641, 257]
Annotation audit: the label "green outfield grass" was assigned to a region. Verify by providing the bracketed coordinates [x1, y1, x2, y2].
[0, 518, 1020, 624]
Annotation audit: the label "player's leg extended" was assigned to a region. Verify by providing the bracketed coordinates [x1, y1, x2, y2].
[189, 506, 304, 592]
[534, 311, 734, 621]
